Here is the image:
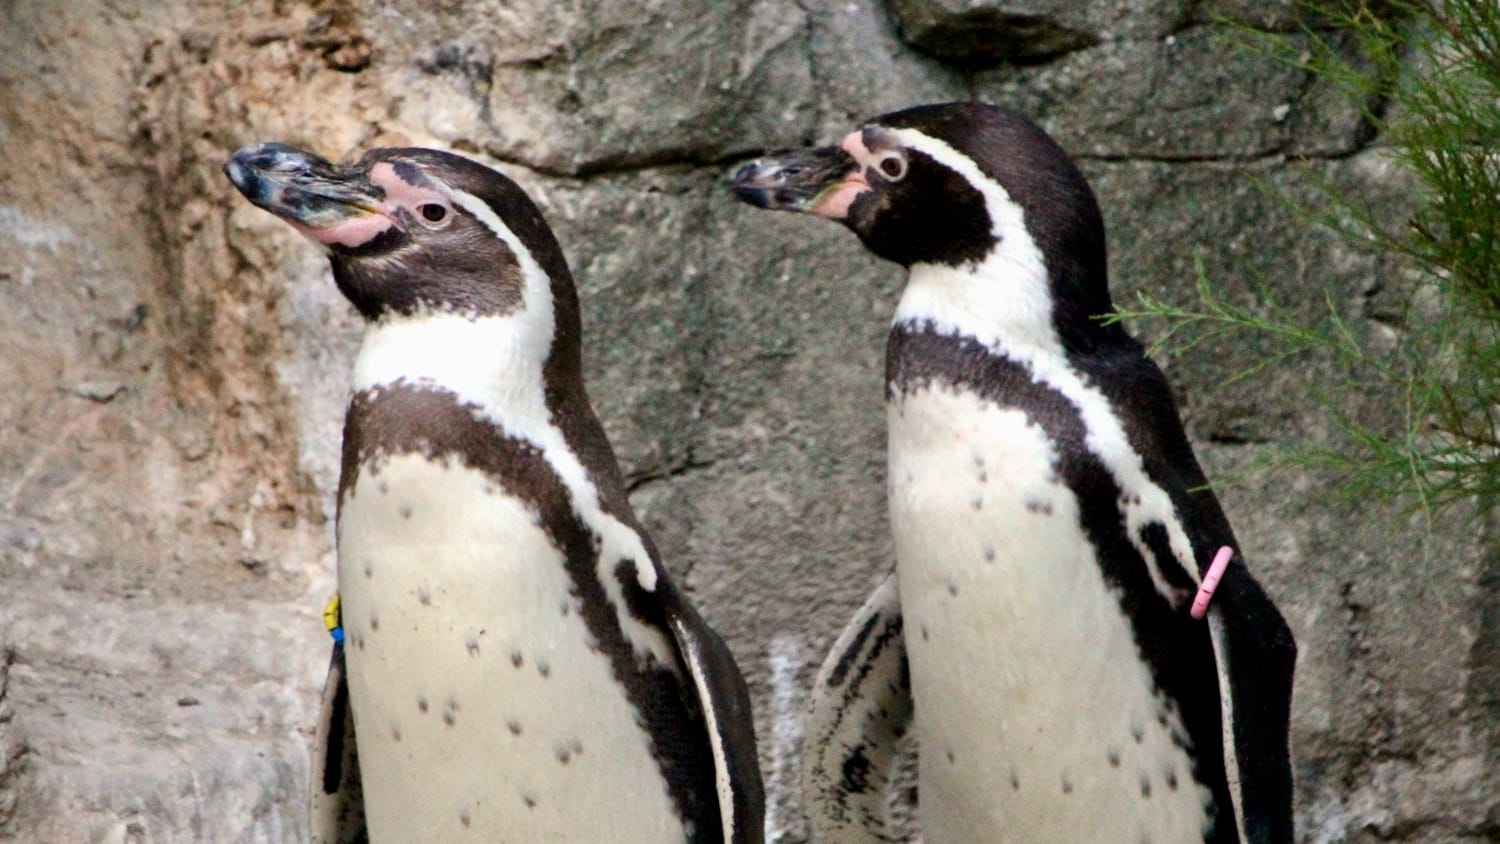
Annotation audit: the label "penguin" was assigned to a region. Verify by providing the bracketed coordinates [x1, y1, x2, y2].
[728, 102, 1296, 843]
[225, 143, 765, 843]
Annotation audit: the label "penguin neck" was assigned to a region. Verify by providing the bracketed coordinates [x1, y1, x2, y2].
[893, 249, 1063, 364]
[349, 305, 571, 428]
[892, 245, 1121, 367]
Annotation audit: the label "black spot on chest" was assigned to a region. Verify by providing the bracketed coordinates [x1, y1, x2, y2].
[840, 744, 874, 794]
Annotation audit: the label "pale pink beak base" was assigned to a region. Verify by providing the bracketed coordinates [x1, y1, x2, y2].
[809, 132, 879, 220]
[294, 212, 398, 249]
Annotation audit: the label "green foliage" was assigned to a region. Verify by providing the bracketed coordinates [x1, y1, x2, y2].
[1108, 0, 1500, 518]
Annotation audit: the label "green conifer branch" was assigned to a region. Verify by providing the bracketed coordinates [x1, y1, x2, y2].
[1110, 0, 1500, 521]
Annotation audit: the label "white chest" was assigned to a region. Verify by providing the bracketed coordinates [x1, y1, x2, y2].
[336, 453, 687, 843]
[887, 385, 1212, 843]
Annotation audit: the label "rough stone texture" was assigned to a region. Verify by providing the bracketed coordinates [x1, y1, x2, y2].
[975, 27, 1377, 160]
[802, 0, 970, 139]
[0, 650, 21, 830]
[887, 0, 1184, 66]
[1, 1, 1495, 842]
[373, 0, 817, 174]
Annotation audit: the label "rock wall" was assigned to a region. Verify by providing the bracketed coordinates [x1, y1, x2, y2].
[1, 0, 1495, 841]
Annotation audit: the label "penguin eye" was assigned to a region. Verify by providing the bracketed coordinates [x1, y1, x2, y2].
[417, 203, 451, 227]
[875, 152, 908, 182]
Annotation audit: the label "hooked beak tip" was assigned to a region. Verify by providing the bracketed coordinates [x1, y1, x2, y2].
[727, 165, 778, 209]
[731, 187, 774, 209]
[223, 157, 251, 194]
[728, 160, 766, 186]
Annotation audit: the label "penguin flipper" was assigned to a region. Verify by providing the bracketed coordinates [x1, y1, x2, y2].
[309, 644, 367, 844]
[661, 585, 767, 844]
[802, 572, 912, 844]
[1206, 562, 1297, 844]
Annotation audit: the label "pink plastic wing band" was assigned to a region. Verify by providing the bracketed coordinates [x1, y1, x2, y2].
[1190, 546, 1234, 620]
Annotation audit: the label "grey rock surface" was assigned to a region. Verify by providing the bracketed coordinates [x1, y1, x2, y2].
[975, 27, 1374, 159]
[887, 0, 1184, 65]
[1, 0, 1495, 842]
[802, 0, 970, 138]
[377, 0, 817, 174]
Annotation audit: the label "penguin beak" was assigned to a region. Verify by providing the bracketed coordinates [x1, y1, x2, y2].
[224, 143, 397, 247]
[727, 146, 865, 220]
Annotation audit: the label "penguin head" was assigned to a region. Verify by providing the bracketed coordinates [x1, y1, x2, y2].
[226, 144, 571, 322]
[730, 102, 1113, 336]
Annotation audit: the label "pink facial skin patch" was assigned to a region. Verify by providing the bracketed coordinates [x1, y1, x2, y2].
[294, 212, 398, 249]
[810, 132, 877, 220]
[368, 162, 449, 211]
[811, 177, 870, 219]
[293, 162, 452, 249]
[1190, 546, 1234, 620]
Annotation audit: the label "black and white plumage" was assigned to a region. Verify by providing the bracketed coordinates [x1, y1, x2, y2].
[730, 102, 1296, 843]
[799, 572, 911, 840]
[226, 143, 764, 843]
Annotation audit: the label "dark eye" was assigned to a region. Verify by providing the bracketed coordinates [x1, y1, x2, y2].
[877, 153, 907, 181]
[419, 203, 449, 223]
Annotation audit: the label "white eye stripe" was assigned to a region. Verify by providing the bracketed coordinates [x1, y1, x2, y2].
[884, 127, 1013, 238]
